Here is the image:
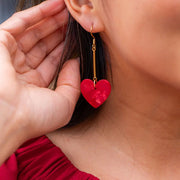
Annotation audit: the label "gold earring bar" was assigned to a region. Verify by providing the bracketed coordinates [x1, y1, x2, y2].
[90, 26, 97, 87]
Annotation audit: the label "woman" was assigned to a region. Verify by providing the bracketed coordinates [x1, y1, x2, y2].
[0, 0, 180, 179]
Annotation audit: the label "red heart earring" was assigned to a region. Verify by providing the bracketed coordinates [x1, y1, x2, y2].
[80, 25, 111, 108]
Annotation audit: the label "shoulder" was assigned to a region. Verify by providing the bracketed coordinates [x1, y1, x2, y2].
[15, 135, 99, 180]
[0, 134, 99, 180]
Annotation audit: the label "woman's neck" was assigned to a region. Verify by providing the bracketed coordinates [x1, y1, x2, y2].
[48, 55, 180, 178]
[89, 55, 180, 173]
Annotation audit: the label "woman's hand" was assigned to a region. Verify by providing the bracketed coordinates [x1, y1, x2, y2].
[0, 0, 80, 165]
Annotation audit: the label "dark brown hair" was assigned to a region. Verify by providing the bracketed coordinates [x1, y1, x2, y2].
[17, 0, 112, 128]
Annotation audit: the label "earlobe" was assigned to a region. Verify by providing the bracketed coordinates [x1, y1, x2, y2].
[64, 0, 104, 33]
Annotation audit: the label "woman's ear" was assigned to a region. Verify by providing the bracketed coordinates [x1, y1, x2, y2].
[64, 0, 104, 33]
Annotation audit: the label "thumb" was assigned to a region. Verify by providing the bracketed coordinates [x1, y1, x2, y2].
[22, 58, 81, 135]
[55, 58, 81, 107]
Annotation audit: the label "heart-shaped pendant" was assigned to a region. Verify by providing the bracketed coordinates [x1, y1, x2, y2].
[80, 79, 111, 108]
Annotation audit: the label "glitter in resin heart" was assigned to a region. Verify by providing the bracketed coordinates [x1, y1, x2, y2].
[80, 79, 111, 108]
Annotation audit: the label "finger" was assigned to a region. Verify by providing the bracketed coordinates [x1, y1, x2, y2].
[0, 30, 31, 76]
[0, 30, 16, 57]
[0, 30, 17, 87]
[25, 59, 80, 134]
[24, 28, 64, 69]
[0, 30, 17, 68]
[17, 8, 68, 53]
[16, 42, 64, 87]
[0, 0, 65, 36]
[36, 42, 65, 87]
[13, 28, 65, 73]
[12, 49, 31, 74]
[55, 58, 81, 108]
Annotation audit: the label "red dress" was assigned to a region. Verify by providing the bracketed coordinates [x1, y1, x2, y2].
[0, 136, 99, 180]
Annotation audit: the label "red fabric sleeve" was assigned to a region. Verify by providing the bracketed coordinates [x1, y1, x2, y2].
[0, 136, 99, 180]
[0, 153, 18, 180]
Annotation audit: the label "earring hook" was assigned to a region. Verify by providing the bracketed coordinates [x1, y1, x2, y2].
[90, 25, 95, 39]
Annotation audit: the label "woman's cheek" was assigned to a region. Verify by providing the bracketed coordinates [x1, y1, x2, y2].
[146, 0, 180, 30]
[107, 0, 180, 88]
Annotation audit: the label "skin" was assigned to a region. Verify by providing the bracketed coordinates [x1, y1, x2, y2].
[0, 0, 80, 165]
[48, 0, 180, 179]
[0, 0, 180, 179]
